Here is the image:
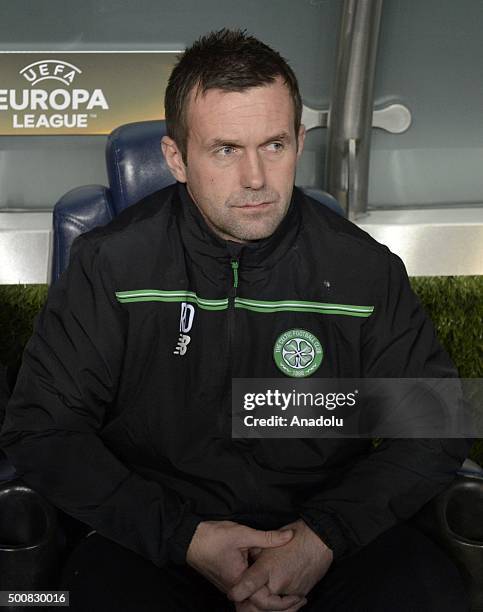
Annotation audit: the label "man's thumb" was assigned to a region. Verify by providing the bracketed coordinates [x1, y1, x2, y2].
[246, 527, 293, 549]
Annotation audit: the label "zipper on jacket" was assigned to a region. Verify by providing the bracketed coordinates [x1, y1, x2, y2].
[221, 257, 239, 441]
[226, 257, 239, 435]
[231, 258, 239, 292]
[227, 255, 264, 515]
[228, 257, 239, 351]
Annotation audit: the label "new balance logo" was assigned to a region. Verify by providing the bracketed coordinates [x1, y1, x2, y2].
[173, 334, 191, 355]
[173, 303, 195, 356]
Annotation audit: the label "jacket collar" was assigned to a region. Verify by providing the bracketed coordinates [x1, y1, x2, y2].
[175, 182, 302, 271]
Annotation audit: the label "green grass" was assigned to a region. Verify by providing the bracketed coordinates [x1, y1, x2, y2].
[410, 277, 483, 465]
[410, 277, 482, 379]
[1, 276, 482, 465]
[0, 284, 48, 366]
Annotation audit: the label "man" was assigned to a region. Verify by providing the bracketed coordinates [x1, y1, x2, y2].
[0, 29, 471, 611]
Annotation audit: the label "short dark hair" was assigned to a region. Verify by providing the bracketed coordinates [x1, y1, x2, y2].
[164, 28, 302, 164]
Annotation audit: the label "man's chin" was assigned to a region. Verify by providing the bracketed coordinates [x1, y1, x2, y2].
[229, 222, 281, 242]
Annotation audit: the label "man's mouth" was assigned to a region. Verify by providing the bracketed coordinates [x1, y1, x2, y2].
[236, 201, 273, 209]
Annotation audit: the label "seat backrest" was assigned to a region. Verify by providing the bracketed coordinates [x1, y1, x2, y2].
[106, 120, 176, 213]
[52, 121, 175, 280]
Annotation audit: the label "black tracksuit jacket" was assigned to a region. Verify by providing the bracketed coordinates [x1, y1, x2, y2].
[0, 182, 471, 567]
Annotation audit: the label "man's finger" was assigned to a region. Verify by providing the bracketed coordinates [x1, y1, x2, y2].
[240, 527, 293, 550]
[249, 585, 305, 610]
[235, 597, 308, 612]
[285, 600, 308, 612]
[227, 563, 269, 602]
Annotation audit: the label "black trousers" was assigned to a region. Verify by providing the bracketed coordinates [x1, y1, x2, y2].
[60, 522, 470, 612]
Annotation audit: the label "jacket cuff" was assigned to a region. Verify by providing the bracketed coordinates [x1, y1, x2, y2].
[167, 512, 204, 565]
[299, 509, 350, 561]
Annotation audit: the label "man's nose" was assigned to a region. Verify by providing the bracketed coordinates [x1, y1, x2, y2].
[240, 150, 265, 190]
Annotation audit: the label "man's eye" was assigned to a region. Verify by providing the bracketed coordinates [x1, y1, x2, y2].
[217, 146, 236, 156]
[266, 142, 284, 152]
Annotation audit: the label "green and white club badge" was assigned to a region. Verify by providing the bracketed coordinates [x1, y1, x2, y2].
[273, 329, 323, 378]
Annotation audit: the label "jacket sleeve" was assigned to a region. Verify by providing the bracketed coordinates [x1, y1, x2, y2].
[298, 250, 472, 561]
[0, 235, 201, 567]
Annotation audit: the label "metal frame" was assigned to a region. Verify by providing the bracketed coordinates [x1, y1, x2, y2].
[326, 0, 384, 219]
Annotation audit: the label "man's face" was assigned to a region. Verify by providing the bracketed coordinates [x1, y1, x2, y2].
[163, 76, 305, 242]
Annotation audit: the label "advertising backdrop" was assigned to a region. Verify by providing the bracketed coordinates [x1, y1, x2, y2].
[0, 52, 179, 135]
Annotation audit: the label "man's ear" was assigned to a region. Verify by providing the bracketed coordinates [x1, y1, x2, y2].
[161, 136, 187, 182]
[296, 124, 306, 160]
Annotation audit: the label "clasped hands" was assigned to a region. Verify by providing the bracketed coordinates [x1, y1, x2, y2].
[186, 518, 333, 612]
